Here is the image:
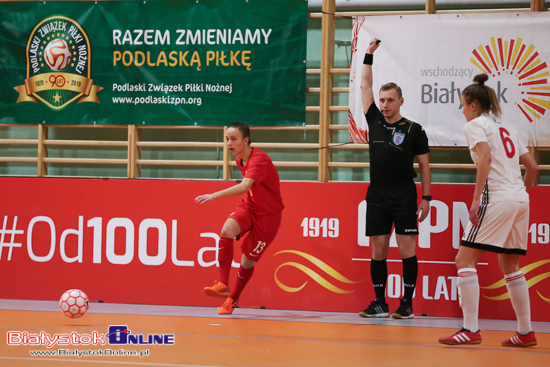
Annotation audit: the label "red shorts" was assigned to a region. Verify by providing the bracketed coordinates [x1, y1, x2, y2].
[229, 204, 282, 262]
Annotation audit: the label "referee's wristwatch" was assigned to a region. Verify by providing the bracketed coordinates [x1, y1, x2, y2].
[422, 195, 432, 201]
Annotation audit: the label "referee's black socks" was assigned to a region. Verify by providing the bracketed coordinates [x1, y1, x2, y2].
[402, 255, 418, 301]
[370, 259, 388, 301]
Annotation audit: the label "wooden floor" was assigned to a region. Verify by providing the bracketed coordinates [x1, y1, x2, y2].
[0, 301, 549, 367]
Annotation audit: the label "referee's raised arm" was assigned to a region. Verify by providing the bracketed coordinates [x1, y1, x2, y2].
[360, 38, 381, 114]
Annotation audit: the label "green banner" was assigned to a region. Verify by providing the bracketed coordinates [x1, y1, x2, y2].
[0, 0, 307, 126]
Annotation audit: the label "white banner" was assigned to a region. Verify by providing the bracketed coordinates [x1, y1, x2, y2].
[349, 12, 550, 146]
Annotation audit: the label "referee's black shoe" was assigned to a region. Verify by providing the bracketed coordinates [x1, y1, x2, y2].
[359, 298, 389, 318]
[391, 298, 414, 319]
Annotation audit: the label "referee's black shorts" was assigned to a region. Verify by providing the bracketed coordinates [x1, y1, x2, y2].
[365, 182, 419, 236]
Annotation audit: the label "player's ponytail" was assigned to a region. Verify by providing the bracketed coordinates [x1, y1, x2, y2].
[462, 74, 502, 118]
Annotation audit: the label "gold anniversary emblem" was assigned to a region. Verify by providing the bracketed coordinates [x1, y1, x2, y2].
[14, 16, 102, 110]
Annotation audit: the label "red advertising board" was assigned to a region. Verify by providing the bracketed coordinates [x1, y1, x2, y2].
[0, 178, 548, 320]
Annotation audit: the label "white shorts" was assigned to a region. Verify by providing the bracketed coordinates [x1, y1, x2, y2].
[461, 201, 529, 255]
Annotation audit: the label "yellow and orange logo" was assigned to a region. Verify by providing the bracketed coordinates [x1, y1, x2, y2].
[470, 37, 550, 123]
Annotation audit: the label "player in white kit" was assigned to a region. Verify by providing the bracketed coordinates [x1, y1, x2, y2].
[438, 74, 539, 347]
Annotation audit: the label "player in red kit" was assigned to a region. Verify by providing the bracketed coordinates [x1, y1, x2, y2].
[195, 121, 284, 315]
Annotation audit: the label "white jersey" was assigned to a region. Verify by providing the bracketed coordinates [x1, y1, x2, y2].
[464, 114, 529, 203]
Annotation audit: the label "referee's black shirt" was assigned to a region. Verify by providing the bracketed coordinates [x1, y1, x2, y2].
[365, 102, 430, 188]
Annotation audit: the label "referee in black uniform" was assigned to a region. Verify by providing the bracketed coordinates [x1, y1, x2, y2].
[358, 38, 431, 319]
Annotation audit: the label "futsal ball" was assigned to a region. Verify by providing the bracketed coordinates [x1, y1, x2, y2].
[44, 39, 72, 71]
[59, 289, 89, 319]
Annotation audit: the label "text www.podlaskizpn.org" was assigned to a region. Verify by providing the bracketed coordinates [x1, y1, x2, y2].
[112, 95, 202, 106]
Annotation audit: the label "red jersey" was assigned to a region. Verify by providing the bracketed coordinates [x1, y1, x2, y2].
[236, 148, 284, 215]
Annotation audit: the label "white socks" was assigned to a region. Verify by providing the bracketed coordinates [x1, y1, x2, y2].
[457, 268, 479, 332]
[457, 268, 533, 334]
[505, 271, 533, 334]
